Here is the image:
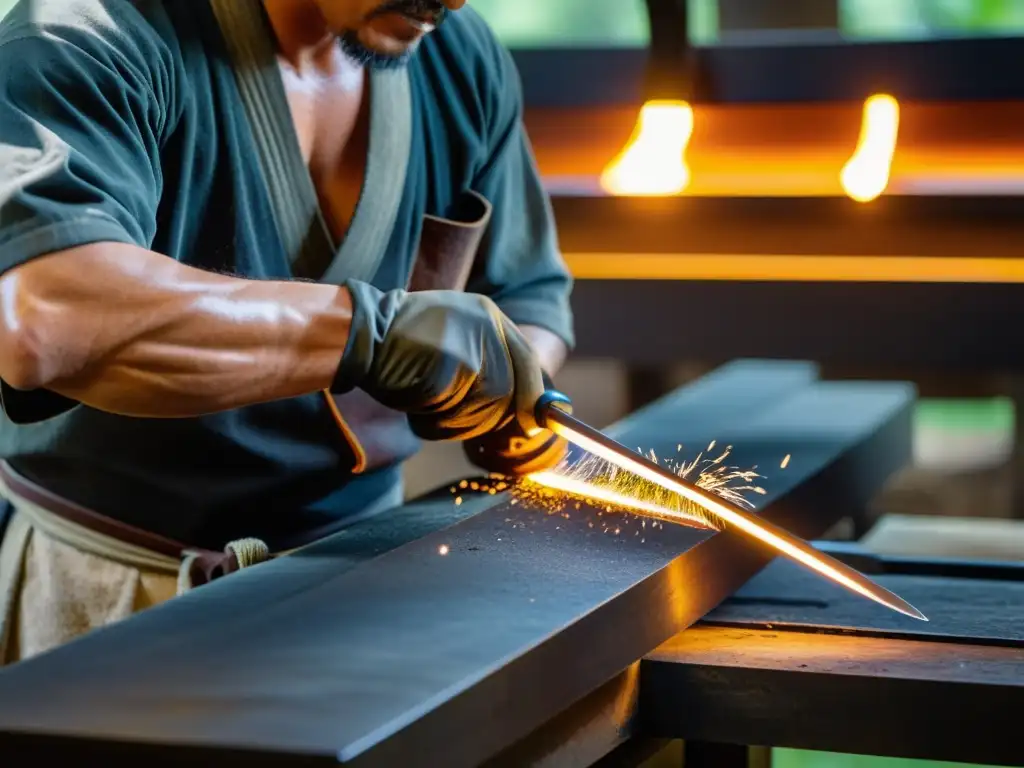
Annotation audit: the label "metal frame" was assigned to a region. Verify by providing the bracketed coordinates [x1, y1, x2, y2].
[567, 279, 1024, 370]
[513, 37, 1024, 108]
[511, 0, 1024, 109]
[551, 194, 1024, 371]
[552, 195, 1024, 258]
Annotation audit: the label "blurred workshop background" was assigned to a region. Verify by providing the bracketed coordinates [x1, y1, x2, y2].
[407, 0, 1024, 576]
[2, 0, 1021, 554]
[2, 2, 1020, 765]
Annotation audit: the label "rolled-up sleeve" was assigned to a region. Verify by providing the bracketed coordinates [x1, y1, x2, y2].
[0, 14, 164, 422]
[0, 23, 163, 277]
[465, 44, 575, 350]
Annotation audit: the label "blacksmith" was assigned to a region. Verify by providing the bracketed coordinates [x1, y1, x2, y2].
[0, 0, 573, 662]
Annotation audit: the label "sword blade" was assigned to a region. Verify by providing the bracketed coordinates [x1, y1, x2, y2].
[542, 405, 927, 622]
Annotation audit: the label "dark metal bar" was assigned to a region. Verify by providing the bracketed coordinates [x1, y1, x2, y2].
[512, 37, 1024, 108]
[569, 280, 1024, 370]
[643, 0, 695, 101]
[700, 35, 1024, 104]
[552, 195, 1024, 259]
[513, 50, 647, 109]
[554, 193, 1024, 368]
[0, 361, 913, 767]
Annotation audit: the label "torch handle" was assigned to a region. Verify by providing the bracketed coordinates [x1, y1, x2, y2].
[534, 383, 573, 429]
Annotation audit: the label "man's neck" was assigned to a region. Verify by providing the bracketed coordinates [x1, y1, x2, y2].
[262, 0, 336, 69]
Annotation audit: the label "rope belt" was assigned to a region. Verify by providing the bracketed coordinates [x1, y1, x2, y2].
[0, 462, 271, 595]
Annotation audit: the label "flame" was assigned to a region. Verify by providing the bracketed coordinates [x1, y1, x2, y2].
[600, 100, 694, 196]
[841, 94, 900, 203]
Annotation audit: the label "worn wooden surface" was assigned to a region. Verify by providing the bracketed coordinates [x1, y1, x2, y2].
[642, 625, 1024, 766]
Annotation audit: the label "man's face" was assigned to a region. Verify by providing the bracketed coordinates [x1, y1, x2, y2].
[316, 0, 466, 69]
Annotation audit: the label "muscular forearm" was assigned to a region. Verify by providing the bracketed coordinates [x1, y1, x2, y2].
[0, 243, 352, 417]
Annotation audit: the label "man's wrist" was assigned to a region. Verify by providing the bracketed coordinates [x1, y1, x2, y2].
[329, 281, 378, 393]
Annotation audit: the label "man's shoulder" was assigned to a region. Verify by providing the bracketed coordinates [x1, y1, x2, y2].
[419, 7, 517, 98]
[433, 6, 507, 63]
[0, 0, 176, 63]
[415, 6, 520, 139]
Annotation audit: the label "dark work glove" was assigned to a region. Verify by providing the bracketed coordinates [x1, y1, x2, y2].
[333, 280, 546, 442]
[462, 372, 568, 477]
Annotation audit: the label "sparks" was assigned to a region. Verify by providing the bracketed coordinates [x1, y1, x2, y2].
[541, 413, 927, 621]
[518, 443, 765, 530]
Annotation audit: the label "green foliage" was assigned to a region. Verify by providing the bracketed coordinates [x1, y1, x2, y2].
[470, 0, 1024, 46]
[842, 0, 1024, 38]
[468, 0, 649, 47]
[775, 748, 1012, 768]
[1, 1, 1020, 43]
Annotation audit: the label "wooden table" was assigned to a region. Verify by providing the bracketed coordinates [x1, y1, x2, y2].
[639, 550, 1024, 767]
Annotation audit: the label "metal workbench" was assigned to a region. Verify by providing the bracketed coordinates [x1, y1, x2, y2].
[0, 360, 916, 766]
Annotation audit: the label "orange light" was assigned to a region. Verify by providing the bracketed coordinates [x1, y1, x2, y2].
[528, 470, 713, 528]
[841, 94, 900, 202]
[560, 253, 1024, 283]
[600, 100, 694, 196]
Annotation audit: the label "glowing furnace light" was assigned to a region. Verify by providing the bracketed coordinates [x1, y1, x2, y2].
[600, 100, 695, 196]
[841, 94, 900, 203]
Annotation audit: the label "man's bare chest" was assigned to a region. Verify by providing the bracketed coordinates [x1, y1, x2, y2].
[277, 56, 370, 244]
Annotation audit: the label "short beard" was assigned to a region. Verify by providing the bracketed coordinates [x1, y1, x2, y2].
[337, 30, 415, 70]
[337, 2, 447, 70]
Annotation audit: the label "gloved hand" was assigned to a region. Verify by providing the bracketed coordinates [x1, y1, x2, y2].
[333, 280, 546, 442]
[462, 372, 568, 476]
